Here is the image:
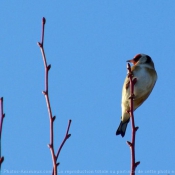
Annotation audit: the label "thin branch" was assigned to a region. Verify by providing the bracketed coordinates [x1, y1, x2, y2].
[37, 17, 71, 175]
[56, 120, 72, 160]
[0, 97, 5, 169]
[52, 120, 71, 175]
[37, 17, 57, 175]
[126, 63, 140, 175]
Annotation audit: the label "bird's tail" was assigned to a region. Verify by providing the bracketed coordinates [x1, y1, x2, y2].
[116, 119, 130, 137]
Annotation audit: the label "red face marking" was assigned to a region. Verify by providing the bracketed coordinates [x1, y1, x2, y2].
[127, 54, 142, 65]
[128, 54, 142, 65]
[133, 54, 142, 63]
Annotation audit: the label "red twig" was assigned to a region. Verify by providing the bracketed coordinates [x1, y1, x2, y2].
[52, 120, 71, 175]
[0, 97, 5, 169]
[56, 120, 71, 160]
[37, 17, 71, 175]
[126, 63, 140, 175]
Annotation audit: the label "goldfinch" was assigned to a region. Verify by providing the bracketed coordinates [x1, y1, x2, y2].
[116, 54, 157, 137]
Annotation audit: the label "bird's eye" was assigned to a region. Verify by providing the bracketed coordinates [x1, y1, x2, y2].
[133, 54, 142, 62]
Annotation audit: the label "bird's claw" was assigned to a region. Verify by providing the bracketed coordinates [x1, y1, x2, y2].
[132, 77, 137, 85]
[128, 93, 135, 99]
[127, 72, 133, 78]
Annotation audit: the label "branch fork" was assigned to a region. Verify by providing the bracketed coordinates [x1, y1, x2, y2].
[126, 63, 140, 175]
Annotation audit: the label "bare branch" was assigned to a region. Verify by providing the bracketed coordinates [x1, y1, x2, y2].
[52, 120, 72, 175]
[126, 63, 140, 175]
[0, 97, 5, 169]
[37, 17, 71, 175]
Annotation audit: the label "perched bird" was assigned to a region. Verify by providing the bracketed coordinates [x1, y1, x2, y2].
[116, 54, 157, 137]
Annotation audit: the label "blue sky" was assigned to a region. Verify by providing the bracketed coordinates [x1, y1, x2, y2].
[0, 1, 175, 174]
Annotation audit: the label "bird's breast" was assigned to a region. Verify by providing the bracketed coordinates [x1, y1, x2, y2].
[122, 67, 157, 105]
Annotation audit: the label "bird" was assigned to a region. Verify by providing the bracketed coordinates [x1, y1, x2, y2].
[116, 54, 157, 137]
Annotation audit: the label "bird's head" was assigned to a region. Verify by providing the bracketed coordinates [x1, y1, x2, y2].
[127, 54, 155, 69]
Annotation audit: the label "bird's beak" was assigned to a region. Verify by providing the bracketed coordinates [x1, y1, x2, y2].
[126, 59, 136, 65]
